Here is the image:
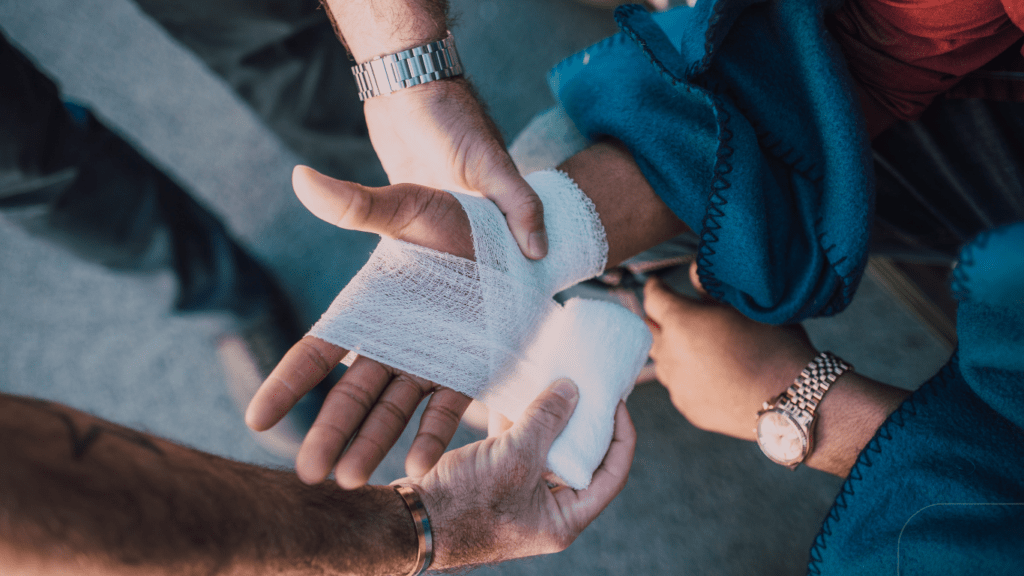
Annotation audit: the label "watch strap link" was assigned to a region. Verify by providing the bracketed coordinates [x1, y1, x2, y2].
[778, 351, 851, 418]
[352, 32, 463, 101]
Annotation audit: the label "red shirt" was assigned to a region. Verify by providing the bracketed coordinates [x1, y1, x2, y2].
[830, 0, 1024, 137]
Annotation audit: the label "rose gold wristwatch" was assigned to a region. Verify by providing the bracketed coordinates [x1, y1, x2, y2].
[755, 351, 852, 470]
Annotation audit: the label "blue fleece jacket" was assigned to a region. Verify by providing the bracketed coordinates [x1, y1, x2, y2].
[549, 3, 1024, 570]
[808, 223, 1024, 574]
[549, 0, 873, 324]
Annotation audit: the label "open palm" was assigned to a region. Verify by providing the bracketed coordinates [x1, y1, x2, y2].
[246, 166, 476, 488]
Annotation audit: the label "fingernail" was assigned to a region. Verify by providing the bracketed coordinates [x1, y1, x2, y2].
[552, 378, 578, 401]
[528, 230, 548, 259]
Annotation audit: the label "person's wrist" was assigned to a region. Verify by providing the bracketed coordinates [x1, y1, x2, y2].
[349, 28, 449, 64]
[363, 75, 471, 107]
[393, 484, 434, 576]
[744, 348, 818, 441]
[408, 476, 464, 571]
[351, 32, 463, 102]
[803, 371, 910, 477]
[410, 470, 502, 571]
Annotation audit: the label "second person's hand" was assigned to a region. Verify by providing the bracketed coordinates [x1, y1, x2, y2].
[246, 166, 477, 489]
[363, 78, 549, 259]
[408, 379, 636, 570]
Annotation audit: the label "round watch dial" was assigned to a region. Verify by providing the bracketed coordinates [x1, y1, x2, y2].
[756, 409, 807, 465]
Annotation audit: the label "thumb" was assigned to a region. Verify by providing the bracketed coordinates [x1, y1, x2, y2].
[294, 162, 385, 231]
[292, 165, 475, 259]
[688, 260, 711, 299]
[512, 378, 579, 455]
[643, 277, 700, 324]
[292, 165, 400, 234]
[476, 157, 548, 261]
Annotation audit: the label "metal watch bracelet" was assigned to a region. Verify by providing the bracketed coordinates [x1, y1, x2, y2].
[351, 32, 463, 101]
[777, 351, 852, 417]
[755, 351, 853, 468]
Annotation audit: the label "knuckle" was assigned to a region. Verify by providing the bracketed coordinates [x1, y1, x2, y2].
[464, 139, 513, 189]
[377, 397, 412, 426]
[339, 185, 374, 228]
[313, 418, 351, 442]
[391, 187, 454, 237]
[348, 434, 389, 464]
[532, 398, 570, 433]
[293, 339, 334, 376]
[413, 430, 448, 453]
[263, 373, 300, 400]
[424, 401, 462, 429]
[394, 372, 434, 394]
[512, 192, 545, 227]
[330, 380, 376, 414]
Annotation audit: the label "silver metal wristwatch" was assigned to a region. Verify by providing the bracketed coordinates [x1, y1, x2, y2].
[351, 32, 463, 101]
[755, 351, 852, 469]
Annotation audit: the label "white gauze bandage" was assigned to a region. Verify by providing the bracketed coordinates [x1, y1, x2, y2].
[309, 170, 652, 489]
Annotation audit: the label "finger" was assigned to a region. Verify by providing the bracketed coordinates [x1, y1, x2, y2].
[405, 388, 473, 478]
[511, 378, 579, 455]
[293, 165, 410, 235]
[292, 165, 474, 260]
[293, 355, 391, 484]
[642, 277, 696, 324]
[557, 401, 636, 523]
[689, 260, 711, 299]
[481, 165, 548, 260]
[643, 315, 661, 335]
[334, 373, 429, 489]
[245, 336, 346, 432]
[487, 409, 514, 438]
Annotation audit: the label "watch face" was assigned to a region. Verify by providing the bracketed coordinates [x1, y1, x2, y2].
[756, 409, 808, 465]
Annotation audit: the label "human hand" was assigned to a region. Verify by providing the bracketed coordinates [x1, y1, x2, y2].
[408, 379, 636, 569]
[246, 166, 476, 488]
[642, 272, 817, 440]
[363, 78, 548, 259]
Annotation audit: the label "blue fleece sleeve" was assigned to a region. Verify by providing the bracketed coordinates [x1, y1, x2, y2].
[807, 222, 1024, 575]
[549, 0, 873, 323]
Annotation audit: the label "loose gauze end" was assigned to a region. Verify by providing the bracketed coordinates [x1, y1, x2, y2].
[309, 169, 652, 489]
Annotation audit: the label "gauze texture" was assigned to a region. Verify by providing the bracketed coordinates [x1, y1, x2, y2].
[309, 170, 651, 488]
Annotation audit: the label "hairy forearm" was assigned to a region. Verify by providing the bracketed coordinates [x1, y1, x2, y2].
[0, 394, 416, 576]
[559, 139, 691, 267]
[320, 0, 449, 62]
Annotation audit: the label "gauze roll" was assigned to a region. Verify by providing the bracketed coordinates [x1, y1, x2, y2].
[309, 170, 652, 488]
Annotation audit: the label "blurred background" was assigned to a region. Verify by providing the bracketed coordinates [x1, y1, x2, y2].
[0, 1, 953, 574]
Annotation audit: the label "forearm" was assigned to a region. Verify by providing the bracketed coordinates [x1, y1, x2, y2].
[804, 371, 910, 477]
[0, 393, 416, 576]
[321, 0, 449, 62]
[559, 139, 691, 267]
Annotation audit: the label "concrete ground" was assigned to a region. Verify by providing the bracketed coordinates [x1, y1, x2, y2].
[0, 1, 953, 574]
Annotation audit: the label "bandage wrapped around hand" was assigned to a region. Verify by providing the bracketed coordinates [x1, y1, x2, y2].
[309, 170, 651, 489]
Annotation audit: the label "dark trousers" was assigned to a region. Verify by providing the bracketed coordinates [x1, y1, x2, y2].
[133, 0, 374, 180]
[0, 31, 286, 318]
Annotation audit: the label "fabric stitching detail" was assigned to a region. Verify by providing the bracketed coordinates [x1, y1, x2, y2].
[805, 355, 958, 575]
[695, 91, 734, 302]
[950, 228, 993, 301]
[614, 4, 689, 88]
[685, 0, 728, 79]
